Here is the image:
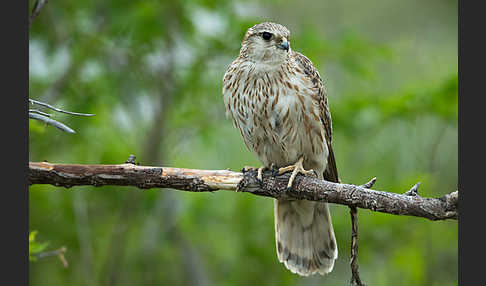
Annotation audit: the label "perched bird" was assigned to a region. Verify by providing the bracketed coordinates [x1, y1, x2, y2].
[222, 22, 339, 276]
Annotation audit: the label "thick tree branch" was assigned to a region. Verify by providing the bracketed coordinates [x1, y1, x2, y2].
[29, 162, 458, 221]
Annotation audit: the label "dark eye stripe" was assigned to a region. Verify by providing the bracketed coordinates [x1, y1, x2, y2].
[262, 32, 272, 40]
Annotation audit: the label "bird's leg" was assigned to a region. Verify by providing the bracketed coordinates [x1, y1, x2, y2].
[277, 157, 317, 189]
[242, 165, 268, 183]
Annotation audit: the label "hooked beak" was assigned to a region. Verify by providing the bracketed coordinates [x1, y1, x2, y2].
[277, 40, 289, 51]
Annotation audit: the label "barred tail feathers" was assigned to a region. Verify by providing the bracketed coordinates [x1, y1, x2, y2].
[274, 199, 337, 276]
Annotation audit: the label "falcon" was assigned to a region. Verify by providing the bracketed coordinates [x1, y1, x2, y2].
[222, 22, 339, 276]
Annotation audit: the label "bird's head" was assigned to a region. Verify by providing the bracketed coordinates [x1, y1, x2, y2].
[239, 22, 291, 66]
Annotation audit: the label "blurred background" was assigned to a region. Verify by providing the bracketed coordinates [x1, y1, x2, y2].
[28, 0, 457, 285]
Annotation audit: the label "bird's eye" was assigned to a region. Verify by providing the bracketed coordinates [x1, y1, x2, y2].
[261, 32, 272, 40]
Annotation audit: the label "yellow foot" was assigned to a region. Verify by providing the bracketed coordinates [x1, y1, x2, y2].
[278, 157, 317, 189]
[242, 165, 267, 182]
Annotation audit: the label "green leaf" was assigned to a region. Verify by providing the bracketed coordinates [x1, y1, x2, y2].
[29, 231, 49, 261]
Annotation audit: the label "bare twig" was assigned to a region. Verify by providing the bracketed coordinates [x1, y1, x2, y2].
[125, 154, 138, 164]
[29, 162, 459, 221]
[29, 109, 51, 117]
[404, 182, 421, 196]
[348, 178, 376, 286]
[29, 99, 95, 117]
[29, 0, 49, 29]
[29, 113, 76, 133]
[361, 177, 376, 189]
[29, 99, 95, 133]
[35, 246, 68, 268]
[349, 206, 364, 286]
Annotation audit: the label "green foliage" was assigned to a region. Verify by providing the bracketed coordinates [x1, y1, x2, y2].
[29, 0, 457, 285]
[29, 231, 49, 261]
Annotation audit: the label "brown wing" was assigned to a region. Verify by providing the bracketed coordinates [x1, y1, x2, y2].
[293, 51, 339, 183]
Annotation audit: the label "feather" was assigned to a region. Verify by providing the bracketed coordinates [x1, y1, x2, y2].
[275, 199, 337, 276]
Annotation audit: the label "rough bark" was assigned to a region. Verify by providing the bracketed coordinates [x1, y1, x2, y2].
[29, 162, 458, 221]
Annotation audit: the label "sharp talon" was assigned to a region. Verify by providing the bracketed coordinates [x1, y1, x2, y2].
[286, 173, 297, 189]
[270, 163, 278, 177]
[257, 178, 263, 186]
[313, 170, 318, 177]
[272, 168, 279, 177]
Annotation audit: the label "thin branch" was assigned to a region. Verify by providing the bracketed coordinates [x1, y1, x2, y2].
[29, 0, 49, 29]
[35, 246, 69, 268]
[29, 113, 76, 133]
[361, 177, 376, 189]
[404, 182, 421, 196]
[29, 99, 95, 133]
[29, 99, 95, 117]
[349, 206, 364, 286]
[348, 178, 375, 286]
[29, 109, 51, 117]
[28, 162, 458, 221]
